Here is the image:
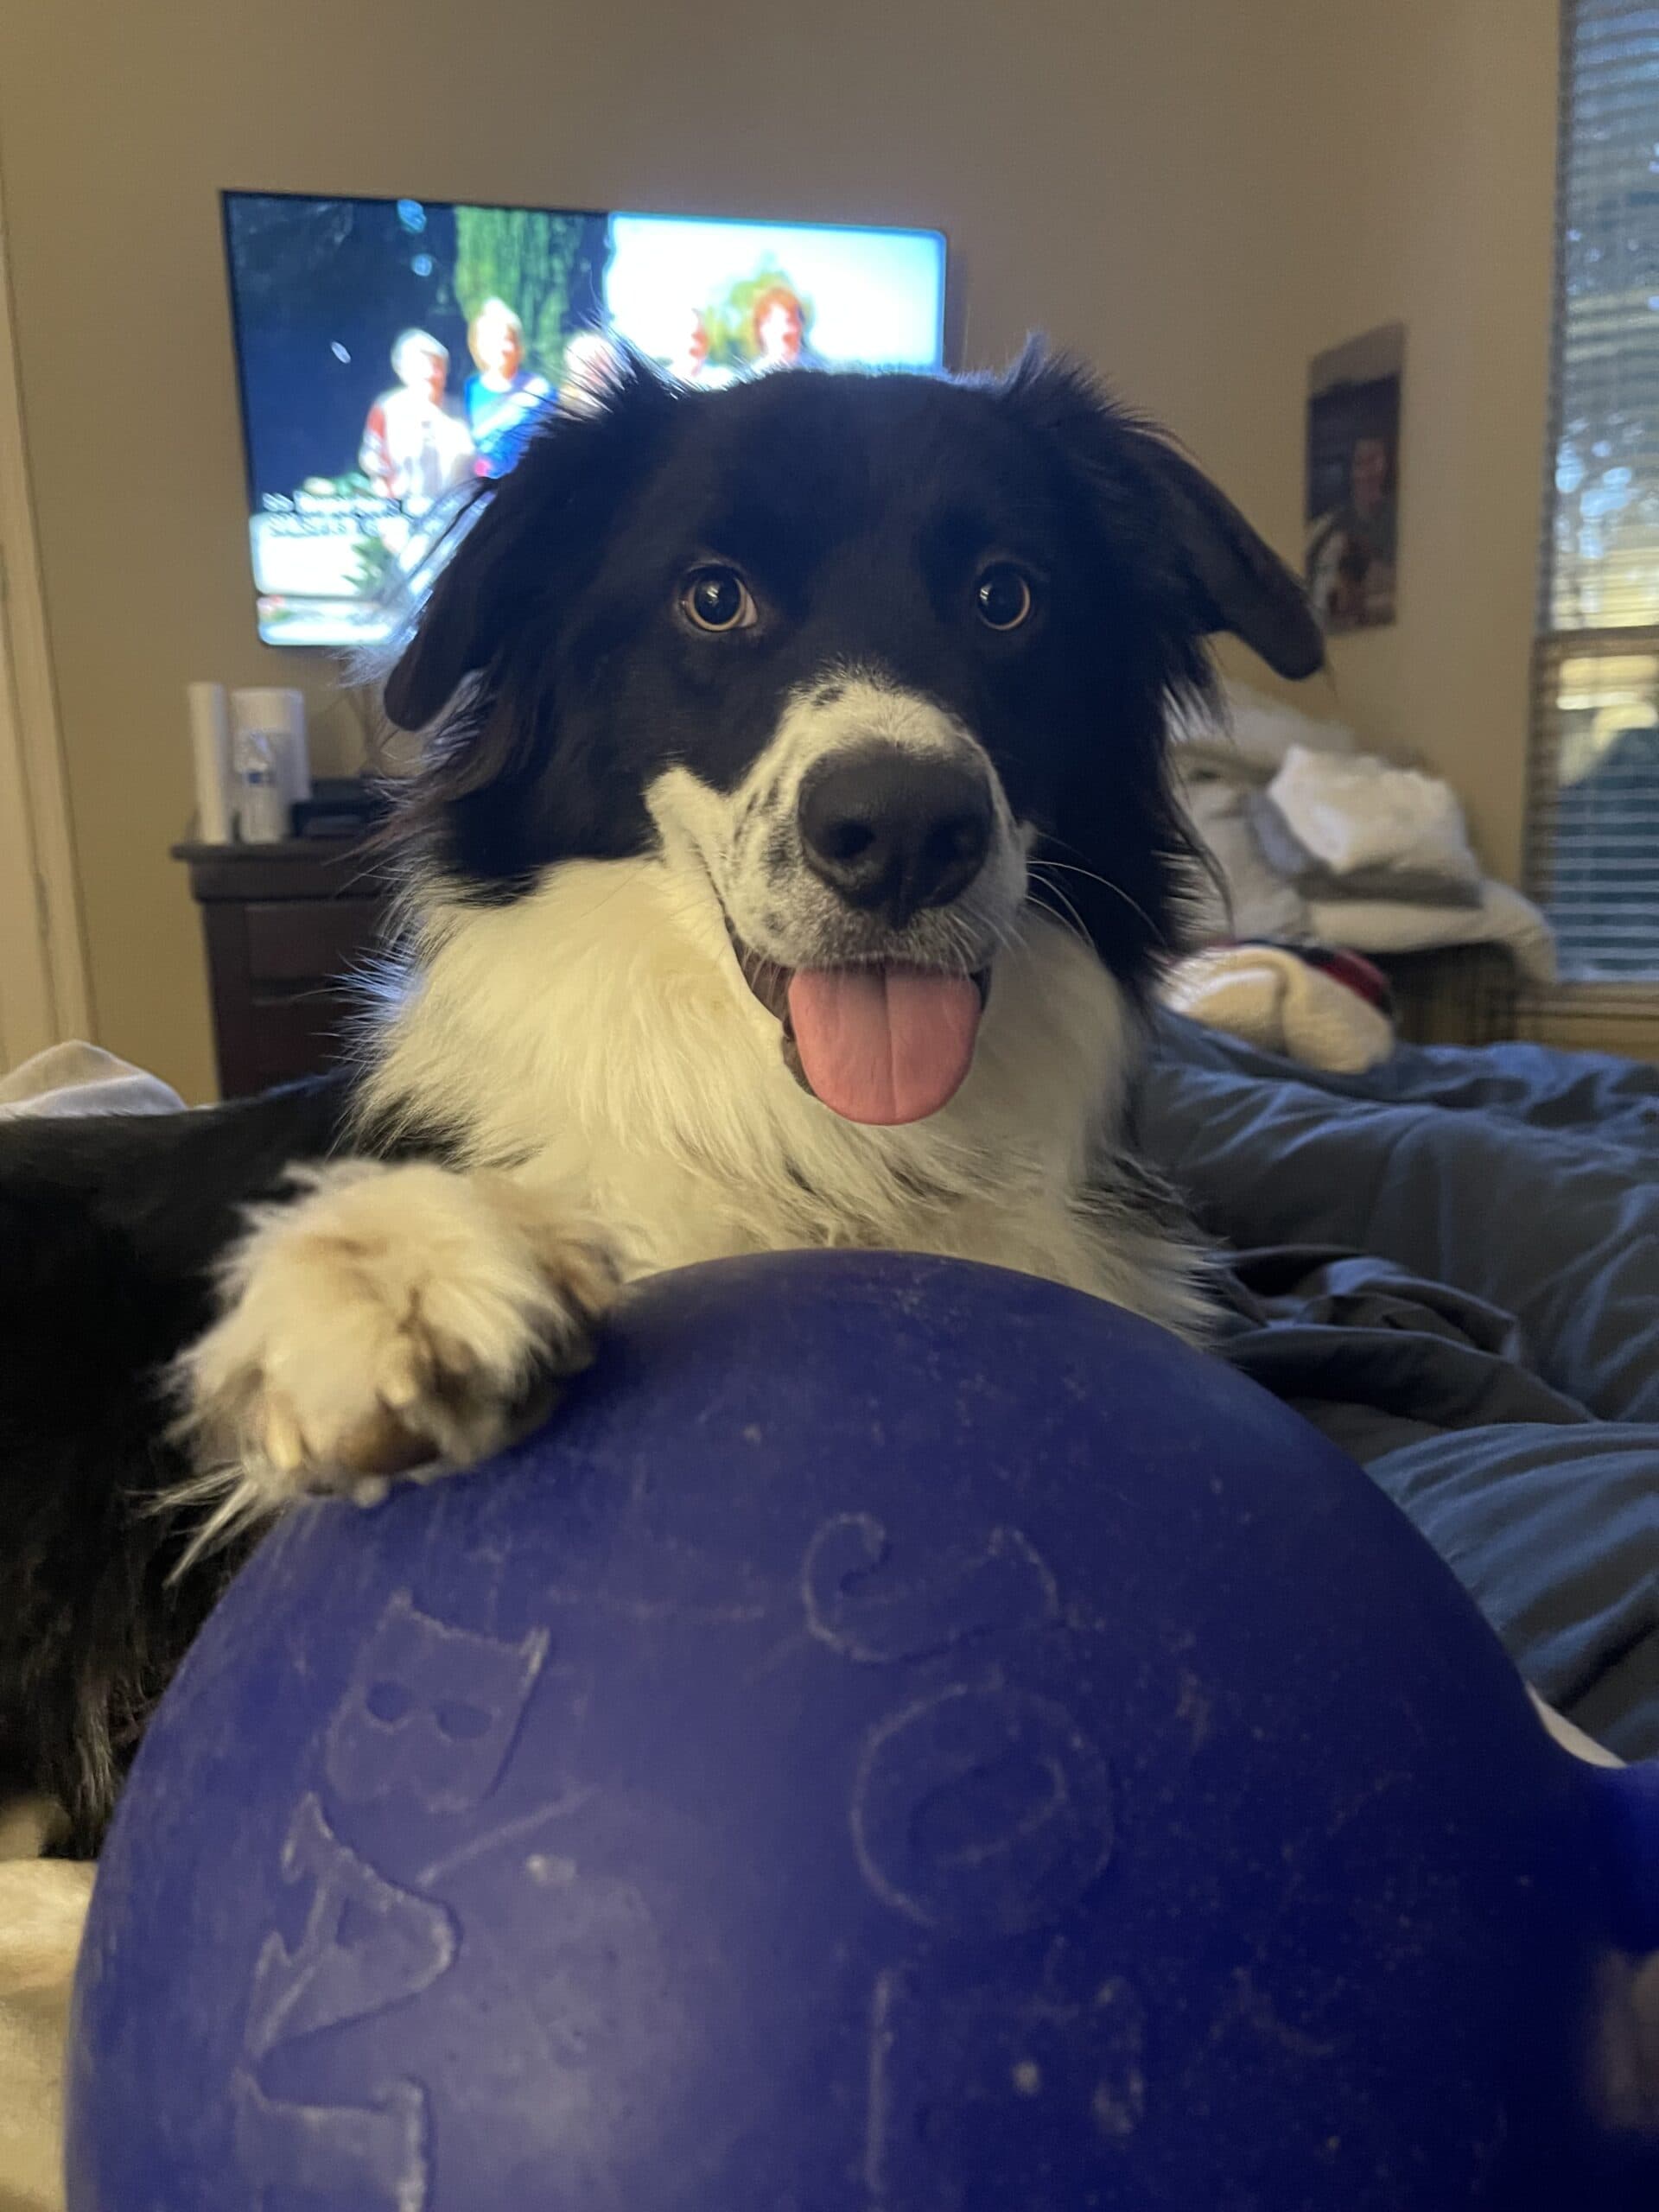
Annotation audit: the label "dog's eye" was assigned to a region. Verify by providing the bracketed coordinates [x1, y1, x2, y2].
[682, 567, 757, 633]
[974, 563, 1035, 632]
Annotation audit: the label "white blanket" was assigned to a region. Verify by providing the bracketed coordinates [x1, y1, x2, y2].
[0, 1811, 92, 2212]
[1303, 878, 1557, 986]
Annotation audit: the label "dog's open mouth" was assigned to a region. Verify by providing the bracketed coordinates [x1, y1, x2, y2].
[730, 931, 990, 1126]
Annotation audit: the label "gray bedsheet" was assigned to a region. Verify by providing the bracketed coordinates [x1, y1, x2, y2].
[1135, 1016, 1659, 1759]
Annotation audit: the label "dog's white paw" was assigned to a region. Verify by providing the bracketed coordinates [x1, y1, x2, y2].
[175, 1160, 617, 1547]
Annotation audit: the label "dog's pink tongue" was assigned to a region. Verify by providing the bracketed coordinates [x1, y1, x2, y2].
[786, 966, 982, 1125]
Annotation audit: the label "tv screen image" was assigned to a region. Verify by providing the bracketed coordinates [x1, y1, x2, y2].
[220, 194, 948, 649]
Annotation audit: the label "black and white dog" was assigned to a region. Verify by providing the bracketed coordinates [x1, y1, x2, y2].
[0, 348, 1320, 1847]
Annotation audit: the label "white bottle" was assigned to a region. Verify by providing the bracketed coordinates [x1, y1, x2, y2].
[186, 683, 234, 843]
[233, 727, 289, 843]
[231, 688, 310, 814]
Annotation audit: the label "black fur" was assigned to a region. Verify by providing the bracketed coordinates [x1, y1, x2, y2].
[381, 348, 1318, 985]
[0, 350, 1318, 1847]
[0, 1078, 349, 1849]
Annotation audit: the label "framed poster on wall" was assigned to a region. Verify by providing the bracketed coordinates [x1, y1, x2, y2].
[1306, 322, 1403, 634]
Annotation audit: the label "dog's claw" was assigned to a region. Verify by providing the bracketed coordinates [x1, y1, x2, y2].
[264, 1402, 308, 1475]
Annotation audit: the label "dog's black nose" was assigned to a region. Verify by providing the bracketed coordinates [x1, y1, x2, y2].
[798, 747, 994, 925]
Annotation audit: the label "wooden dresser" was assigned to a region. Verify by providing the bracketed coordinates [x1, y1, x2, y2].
[173, 839, 392, 1098]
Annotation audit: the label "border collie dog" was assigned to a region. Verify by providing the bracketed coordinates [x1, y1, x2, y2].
[0, 349, 1320, 1847]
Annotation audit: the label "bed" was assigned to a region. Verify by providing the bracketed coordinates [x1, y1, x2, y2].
[1138, 1013, 1659, 1760]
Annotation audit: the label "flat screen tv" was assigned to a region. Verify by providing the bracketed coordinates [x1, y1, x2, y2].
[220, 192, 948, 648]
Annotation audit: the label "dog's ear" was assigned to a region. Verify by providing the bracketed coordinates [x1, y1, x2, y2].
[382, 350, 677, 733]
[1134, 438, 1325, 680]
[379, 489, 516, 734]
[999, 343, 1324, 682]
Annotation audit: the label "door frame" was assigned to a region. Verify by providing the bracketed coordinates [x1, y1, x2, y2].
[0, 152, 90, 1067]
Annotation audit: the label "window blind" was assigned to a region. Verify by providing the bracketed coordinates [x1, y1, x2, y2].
[1529, 0, 1659, 981]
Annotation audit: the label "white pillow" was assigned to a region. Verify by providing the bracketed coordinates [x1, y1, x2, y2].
[1170, 682, 1359, 772]
[1179, 778, 1310, 944]
[1268, 745, 1479, 882]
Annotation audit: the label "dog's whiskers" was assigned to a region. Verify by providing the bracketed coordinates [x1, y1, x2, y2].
[939, 908, 983, 967]
[979, 907, 1022, 961]
[1032, 855, 1168, 946]
[1026, 867, 1096, 952]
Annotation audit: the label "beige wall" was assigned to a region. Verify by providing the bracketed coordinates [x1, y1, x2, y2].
[0, 0, 1561, 1096]
[1276, 0, 1560, 893]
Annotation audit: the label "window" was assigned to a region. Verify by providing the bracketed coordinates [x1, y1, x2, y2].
[1529, 0, 1659, 980]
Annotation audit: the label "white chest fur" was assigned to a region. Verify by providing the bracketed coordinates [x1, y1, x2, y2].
[359, 859, 1203, 1335]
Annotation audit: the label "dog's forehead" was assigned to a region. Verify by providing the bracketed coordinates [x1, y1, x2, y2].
[641, 375, 1068, 549]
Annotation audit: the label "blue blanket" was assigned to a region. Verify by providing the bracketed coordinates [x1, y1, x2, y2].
[1135, 1018, 1659, 1758]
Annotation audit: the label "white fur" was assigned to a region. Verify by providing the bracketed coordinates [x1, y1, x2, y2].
[361, 753, 1206, 1336]
[175, 1162, 615, 1547]
[359, 857, 1178, 1297]
[184, 673, 1205, 1522]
